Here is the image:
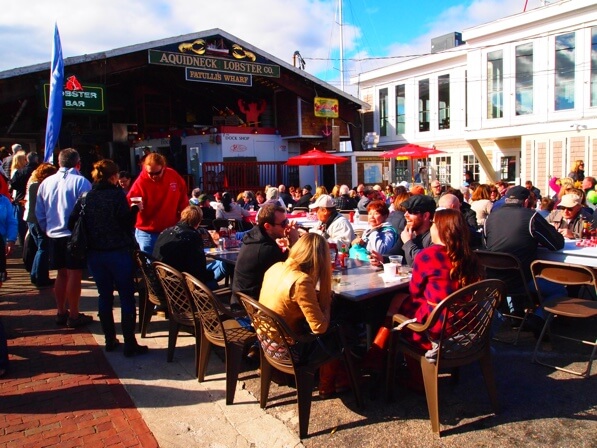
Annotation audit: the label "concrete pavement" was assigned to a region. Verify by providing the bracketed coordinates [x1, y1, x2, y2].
[1, 247, 596, 447]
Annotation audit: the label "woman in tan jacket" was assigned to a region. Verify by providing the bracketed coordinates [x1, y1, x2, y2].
[259, 233, 350, 398]
[259, 232, 332, 335]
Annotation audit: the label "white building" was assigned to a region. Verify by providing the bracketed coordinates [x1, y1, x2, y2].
[352, 0, 597, 196]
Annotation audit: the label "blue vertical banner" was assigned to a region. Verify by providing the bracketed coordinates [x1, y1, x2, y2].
[44, 23, 64, 163]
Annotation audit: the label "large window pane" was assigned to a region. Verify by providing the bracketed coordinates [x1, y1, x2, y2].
[438, 75, 450, 129]
[555, 33, 575, 110]
[418, 79, 430, 132]
[462, 155, 479, 183]
[500, 156, 517, 182]
[487, 50, 503, 119]
[395, 84, 405, 134]
[591, 26, 597, 107]
[515, 43, 533, 115]
[434, 156, 452, 186]
[379, 88, 388, 136]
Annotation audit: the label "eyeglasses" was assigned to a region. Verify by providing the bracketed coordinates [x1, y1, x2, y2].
[147, 167, 163, 177]
[273, 219, 289, 228]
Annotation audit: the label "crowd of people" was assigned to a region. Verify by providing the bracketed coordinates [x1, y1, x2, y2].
[1, 145, 592, 391]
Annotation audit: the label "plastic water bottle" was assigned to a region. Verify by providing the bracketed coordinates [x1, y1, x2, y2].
[354, 208, 360, 221]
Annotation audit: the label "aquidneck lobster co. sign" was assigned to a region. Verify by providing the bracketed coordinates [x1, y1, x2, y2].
[148, 50, 280, 78]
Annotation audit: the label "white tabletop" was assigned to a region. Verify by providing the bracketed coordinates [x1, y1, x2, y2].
[537, 239, 597, 268]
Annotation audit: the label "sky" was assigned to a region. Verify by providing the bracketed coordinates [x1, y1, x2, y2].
[1, 0, 544, 93]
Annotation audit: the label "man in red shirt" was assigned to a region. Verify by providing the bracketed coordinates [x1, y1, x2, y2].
[127, 153, 188, 254]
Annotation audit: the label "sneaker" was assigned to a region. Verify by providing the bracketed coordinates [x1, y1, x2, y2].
[67, 313, 93, 328]
[55, 311, 69, 326]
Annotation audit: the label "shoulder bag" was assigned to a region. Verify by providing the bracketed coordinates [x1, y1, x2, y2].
[67, 192, 89, 260]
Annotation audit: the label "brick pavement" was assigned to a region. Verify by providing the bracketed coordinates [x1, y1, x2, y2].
[0, 250, 159, 448]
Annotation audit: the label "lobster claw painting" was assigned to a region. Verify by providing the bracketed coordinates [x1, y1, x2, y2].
[238, 99, 267, 127]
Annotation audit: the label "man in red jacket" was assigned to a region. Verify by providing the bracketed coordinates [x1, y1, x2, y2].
[127, 153, 188, 254]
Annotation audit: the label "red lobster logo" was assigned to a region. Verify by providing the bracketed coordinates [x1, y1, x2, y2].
[65, 75, 83, 91]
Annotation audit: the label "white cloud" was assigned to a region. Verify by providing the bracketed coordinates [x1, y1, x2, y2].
[0, 0, 546, 86]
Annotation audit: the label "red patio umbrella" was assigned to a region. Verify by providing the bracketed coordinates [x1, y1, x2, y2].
[380, 144, 444, 182]
[286, 148, 348, 186]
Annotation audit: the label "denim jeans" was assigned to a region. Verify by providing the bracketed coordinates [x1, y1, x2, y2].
[135, 229, 159, 255]
[28, 222, 51, 284]
[86, 249, 137, 315]
[202, 260, 230, 290]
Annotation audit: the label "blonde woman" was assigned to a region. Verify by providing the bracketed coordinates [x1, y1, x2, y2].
[260, 233, 347, 398]
[310, 185, 328, 203]
[260, 232, 332, 335]
[8, 151, 26, 180]
[568, 160, 585, 184]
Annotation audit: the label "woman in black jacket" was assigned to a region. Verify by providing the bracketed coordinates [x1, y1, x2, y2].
[70, 159, 147, 357]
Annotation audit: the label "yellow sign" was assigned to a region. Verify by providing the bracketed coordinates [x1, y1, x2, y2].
[314, 97, 339, 118]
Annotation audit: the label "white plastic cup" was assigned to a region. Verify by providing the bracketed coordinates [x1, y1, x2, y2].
[130, 196, 142, 205]
[383, 263, 397, 277]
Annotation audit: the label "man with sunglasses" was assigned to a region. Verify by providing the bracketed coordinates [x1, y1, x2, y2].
[127, 153, 188, 254]
[230, 204, 299, 309]
[546, 193, 594, 239]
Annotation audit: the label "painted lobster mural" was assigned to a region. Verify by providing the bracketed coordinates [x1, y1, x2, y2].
[237, 99, 267, 127]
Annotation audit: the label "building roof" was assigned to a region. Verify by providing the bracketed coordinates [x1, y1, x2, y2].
[0, 28, 369, 110]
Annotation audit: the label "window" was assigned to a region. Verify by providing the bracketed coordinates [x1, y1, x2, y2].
[500, 156, 517, 182]
[418, 79, 430, 132]
[434, 156, 452, 186]
[379, 88, 389, 136]
[555, 32, 575, 110]
[462, 155, 479, 182]
[393, 159, 410, 183]
[438, 75, 450, 129]
[487, 50, 503, 119]
[395, 84, 405, 134]
[515, 43, 534, 115]
[591, 27, 597, 107]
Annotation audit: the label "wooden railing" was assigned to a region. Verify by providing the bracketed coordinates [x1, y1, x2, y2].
[202, 161, 298, 195]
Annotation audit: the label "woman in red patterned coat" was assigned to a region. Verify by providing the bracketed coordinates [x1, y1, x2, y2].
[398, 208, 484, 349]
[365, 209, 484, 389]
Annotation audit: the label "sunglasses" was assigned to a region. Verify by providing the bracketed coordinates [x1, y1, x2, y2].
[559, 207, 576, 212]
[406, 210, 422, 215]
[147, 167, 163, 177]
[273, 219, 289, 228]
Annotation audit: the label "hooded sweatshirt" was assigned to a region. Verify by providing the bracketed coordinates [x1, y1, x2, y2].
[127, 167, 188, 233]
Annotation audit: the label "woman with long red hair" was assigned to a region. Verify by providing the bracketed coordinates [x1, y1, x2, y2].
[363, 209, 485, 388]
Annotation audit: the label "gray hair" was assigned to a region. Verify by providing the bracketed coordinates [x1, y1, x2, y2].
[266, 187, 279, 200]
[339, 184, 350, 195]
[58, 148, 80, 168]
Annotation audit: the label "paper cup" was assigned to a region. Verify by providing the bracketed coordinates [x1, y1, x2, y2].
[130, 196, 142, 204]
[383, 263, 397, 277]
